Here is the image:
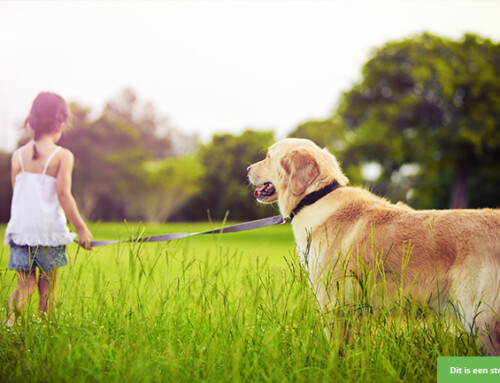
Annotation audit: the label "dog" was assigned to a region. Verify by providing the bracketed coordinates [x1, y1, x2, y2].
[247, 138, 500, 355]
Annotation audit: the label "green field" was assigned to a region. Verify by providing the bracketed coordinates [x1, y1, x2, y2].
[0, 222, 483, 382]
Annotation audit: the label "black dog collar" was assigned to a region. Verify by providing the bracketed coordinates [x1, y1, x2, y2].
[289, 180, 341, 221]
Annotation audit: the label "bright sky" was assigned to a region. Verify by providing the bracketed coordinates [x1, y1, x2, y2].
[1, 1, 500, 152]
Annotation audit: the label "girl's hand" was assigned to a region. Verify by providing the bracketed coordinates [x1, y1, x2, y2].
[78, 227, 94, 250]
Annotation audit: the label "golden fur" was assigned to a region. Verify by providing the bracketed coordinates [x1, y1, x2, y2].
[248, 138, 500, 355]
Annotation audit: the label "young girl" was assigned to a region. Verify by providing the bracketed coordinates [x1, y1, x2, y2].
[3, 92, 93, 325]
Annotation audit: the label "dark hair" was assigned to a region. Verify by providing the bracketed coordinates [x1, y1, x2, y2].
[24, 92, 69, 159]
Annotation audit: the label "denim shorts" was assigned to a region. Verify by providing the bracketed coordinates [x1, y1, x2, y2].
[8, 242, 68, 271]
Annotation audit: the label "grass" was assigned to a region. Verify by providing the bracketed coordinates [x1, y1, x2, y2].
[0, 221, 484, 382]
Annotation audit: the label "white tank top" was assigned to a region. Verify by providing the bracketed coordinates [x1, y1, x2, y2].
[4, 147, 76, 246]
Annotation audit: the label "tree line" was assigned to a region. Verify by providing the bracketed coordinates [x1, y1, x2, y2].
[0, 32, 499, 223]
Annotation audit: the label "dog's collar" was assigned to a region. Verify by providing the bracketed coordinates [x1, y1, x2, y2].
[289, 180, 341, 221]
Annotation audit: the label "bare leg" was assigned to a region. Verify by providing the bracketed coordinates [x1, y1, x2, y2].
[38, 269, 59, 316]
[3, 270, 37, 325]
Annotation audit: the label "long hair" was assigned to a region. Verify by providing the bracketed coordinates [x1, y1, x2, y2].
[24, 92, 69, 159]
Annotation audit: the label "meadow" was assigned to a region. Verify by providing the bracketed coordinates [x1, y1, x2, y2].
[0, 222, 483, 382]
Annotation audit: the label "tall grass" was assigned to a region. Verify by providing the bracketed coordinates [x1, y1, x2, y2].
[0, 222, 483, 382]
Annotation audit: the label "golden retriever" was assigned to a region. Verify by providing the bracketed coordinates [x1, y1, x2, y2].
[247, 138, 500, 355]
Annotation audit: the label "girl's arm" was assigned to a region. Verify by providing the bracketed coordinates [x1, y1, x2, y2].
[56, 149, 93, 249]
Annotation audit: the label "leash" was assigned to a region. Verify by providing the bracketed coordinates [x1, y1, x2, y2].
[80, 181, 341, 247]
[83, 215, 286, 247]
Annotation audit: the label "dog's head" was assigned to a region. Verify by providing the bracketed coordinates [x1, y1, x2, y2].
[247, 138, 349, 217]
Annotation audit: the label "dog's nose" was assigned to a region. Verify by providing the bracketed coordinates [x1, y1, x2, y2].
[246, 165, 252, 172]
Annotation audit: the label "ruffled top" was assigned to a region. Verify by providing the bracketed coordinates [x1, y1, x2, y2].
[4, 147, 76, 247]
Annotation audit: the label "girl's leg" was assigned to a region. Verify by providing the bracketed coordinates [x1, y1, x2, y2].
[37, 268, 59, 315]
[4, 271, 37, 325]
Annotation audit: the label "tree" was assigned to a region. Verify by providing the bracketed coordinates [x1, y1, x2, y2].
[337, 33, 500, 208]
[129, 155, 205, 222]
[181, 130, 276, 221]
[288, 116, 347, 152]
[59, 104, 150, 220]
[104, 88, 197, 157]
[0, 152, 12, 222]
[58, 90, 199, 221]
[287, 116, 372, 187]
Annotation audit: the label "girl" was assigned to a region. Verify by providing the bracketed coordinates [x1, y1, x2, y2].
[3, 92, 93, 325]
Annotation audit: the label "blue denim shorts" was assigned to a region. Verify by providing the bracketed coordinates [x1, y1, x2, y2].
[8, 242, 68, 271]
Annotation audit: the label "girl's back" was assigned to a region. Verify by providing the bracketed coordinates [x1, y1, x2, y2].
[12, 141, 62, 179]
[6, 143, 75, 247]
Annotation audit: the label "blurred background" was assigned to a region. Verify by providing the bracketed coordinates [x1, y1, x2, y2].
[1, 1, 499, 223]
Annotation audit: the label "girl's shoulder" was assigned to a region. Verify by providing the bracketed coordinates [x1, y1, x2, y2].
[11, 144, 32, 177]
[52, 146, 74, 168]
[45, 147, 75, 178]
[56, 146, 74, 160]
[10, 147, 25, 170]
[12, 143, 30, 159]
[10, 150, 18, 171]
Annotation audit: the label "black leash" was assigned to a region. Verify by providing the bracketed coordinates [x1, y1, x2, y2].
[86, 215, 285, 247]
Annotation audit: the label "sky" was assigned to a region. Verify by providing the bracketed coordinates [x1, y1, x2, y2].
[1, 1, 500, 152]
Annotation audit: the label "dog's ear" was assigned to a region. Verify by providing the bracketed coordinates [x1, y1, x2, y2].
[281, 149, 319, 196]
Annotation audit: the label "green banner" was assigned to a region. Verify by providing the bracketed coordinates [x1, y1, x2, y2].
[438, 357, 500, 382]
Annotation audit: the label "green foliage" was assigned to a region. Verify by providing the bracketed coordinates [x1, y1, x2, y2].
[290, 33, 500, 209]
[338, 33, 500, 208]
[129, 155, 205, 222]
[104, 88, 176, 159]
[182, 130, 277, 221]
[56, 90, 200, 222]
[59, 105, 151, 220]
[289, 116, 347, 152]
